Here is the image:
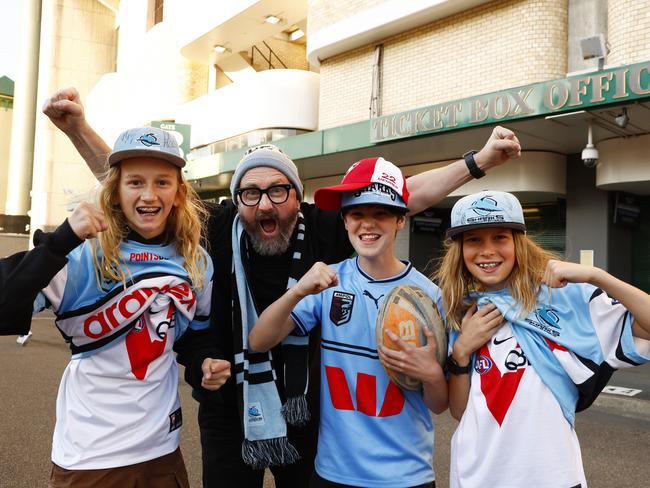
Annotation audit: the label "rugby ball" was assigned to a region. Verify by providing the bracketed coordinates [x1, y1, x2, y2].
[376, 284, 447, 390]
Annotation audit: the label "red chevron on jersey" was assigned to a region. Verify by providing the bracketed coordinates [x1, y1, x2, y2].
[126, 303, 173, 380]
[477, 344, 525, 426]
[325, 365, 405, 416]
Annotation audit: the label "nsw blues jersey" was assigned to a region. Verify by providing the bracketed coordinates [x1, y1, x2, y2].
[291, 257, 441, 487]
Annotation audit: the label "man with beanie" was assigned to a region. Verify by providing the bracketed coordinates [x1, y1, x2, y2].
[42, 87, 522, 488]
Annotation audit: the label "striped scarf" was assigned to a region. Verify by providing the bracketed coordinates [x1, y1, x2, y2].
[232, 212, 312, 468]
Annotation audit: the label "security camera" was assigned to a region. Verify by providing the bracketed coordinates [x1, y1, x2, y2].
[582, 143, 599, 168]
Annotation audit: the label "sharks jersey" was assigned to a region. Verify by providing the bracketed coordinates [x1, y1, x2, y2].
[449, 285, 650, 488]
[34, 239, 213, 470]
[290, 257, 441, 488]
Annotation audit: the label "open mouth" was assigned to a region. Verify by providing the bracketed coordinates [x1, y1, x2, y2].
[136, 207, 161, 216]
[259, 218, 278, 235]
[476, 262, 501, 272]
[359, 233, 380, 242]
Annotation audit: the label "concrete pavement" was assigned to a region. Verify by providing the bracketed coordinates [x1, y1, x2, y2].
[0, 315, 648, 487]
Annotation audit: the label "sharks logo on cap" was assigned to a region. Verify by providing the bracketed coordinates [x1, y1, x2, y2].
[137, 133, 161, 147]
[470, 196, 502, 216]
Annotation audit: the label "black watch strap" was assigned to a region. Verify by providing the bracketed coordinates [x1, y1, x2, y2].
[463, 150, 486, 179]
[446, 354, 471, 375]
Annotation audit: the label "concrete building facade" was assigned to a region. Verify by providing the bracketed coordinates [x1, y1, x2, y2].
[5, 0, 650, 291]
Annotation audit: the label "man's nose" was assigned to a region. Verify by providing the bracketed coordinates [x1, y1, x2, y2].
[257, 192, 274, 210]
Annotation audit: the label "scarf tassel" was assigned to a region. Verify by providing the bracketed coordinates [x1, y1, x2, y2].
[282, 395, 311, 427]
[241, 437, 301, 469]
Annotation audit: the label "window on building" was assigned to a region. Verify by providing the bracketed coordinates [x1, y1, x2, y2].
[147, 0, 164, 30]
[154, 0, 164, 25]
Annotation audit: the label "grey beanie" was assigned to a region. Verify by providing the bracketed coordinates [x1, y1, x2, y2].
[230, 144, 303, 201]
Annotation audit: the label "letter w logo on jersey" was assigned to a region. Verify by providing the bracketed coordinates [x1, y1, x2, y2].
[325, 366, 404, 417]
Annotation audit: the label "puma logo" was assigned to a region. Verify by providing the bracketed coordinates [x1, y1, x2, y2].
[363, 290, 384, 309]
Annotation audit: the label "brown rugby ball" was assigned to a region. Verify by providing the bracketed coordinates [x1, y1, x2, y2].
[376, 284, 447, 390]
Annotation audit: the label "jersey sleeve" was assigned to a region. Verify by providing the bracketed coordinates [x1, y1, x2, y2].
[290, 292, 323, 336]
[0, 220, 80, 335]
[187, 247, 214, 332]
[570, 285, 650, 411]
[588, 287, 650, 367]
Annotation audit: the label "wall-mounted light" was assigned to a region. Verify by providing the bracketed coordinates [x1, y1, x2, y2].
[213, 45, 227, 53]
[614, 107, 629, 128]
[265, 15, 281, 24]
[289, 29, 304, 41]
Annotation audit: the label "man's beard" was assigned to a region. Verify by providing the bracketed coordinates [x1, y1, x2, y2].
[241, 208, 298, 256]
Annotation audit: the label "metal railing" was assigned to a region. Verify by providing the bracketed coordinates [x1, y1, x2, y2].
[251, 41, 287, 70]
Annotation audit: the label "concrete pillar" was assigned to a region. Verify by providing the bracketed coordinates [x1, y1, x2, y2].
[5, 0, 42, 216]
[565, 154, 609, 269]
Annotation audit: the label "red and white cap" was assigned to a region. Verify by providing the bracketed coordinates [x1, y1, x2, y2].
[314, 157, 409, 211]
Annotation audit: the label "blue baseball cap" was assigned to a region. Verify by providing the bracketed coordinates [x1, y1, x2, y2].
[446, 190, 525, 239]
[108, 126, 185, 168]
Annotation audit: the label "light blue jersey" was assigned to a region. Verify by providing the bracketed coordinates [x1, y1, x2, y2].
[291, 257, 441, 488]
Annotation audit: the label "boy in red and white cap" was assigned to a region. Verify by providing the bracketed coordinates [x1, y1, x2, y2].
[249, 157, 448, 488]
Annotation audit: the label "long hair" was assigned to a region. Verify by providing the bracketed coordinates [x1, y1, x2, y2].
[433, 231, 559, 331]
[92, 164, 209, 290]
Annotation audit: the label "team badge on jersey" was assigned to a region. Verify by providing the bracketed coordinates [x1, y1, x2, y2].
[475, 354, 493, 374]
[330, 291, 355, 326]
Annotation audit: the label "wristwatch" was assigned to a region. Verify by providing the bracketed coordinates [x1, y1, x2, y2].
[446, 354, 471, 375]
[463, 150, 486, 179]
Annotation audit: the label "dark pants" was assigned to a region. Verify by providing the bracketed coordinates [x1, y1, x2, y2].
[50, 448, 189, 488]
[310, 471, 435, 488]
[198, 402, 318, 488]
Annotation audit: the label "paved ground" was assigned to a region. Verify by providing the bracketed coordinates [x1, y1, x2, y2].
[0, 315, 648, 487]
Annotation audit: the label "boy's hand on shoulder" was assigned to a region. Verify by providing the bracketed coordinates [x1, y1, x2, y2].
[69, 202, 108, 240]
[453, 302, 504, 361]
[293, 262, 338, 298]
[201, 358, 231, 391]
[543, 259, 599, 288]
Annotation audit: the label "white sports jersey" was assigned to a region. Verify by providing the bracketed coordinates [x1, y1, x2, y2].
[36, 239, 212, 469]
[450, 285, 650, 488]
[450, 323, 585, 488]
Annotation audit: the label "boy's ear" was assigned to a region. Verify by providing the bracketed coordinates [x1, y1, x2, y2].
[396, 214, 406, 230]
[174, 182, 187, 207]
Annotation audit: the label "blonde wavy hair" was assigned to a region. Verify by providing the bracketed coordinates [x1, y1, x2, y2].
[433, 230, 559, 331]
[91, 164, 209, 290]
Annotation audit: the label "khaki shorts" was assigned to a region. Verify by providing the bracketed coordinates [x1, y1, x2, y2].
[49, 447, 190, 488]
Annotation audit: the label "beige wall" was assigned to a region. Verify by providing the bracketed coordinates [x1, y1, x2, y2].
[309, 0, 386, 33]
[32, 0, 118, 230]
[317, 0, 568, 129]
[0, 107, 12, 214]
[608, 0, 650, 66]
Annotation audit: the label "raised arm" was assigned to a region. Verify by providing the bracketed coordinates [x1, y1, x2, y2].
[42, 87, 111, 179]
[249, 262, 338, 352]
[0, 202, 106, 335]
[406, 126, 521, 215]
[544, 260, 650, 341]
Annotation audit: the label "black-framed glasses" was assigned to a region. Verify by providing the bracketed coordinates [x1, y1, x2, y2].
[235, 184, 294, 206]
